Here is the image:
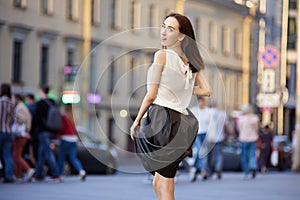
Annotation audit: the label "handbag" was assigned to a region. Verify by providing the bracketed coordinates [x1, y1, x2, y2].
[12, 122, 27, 137]
[134, 104, 198, 172]
[270, 148, 279, 167]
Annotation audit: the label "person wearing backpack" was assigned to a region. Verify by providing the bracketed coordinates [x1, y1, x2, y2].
[31, 85, 61, 182]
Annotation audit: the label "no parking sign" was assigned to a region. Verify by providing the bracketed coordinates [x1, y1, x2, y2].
[258, 45, 280, 68]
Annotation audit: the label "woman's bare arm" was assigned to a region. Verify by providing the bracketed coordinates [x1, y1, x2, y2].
[193, 71, 211, 97]
[130, 50, 166, 139]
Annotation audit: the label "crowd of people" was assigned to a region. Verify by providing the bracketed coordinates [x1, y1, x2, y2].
[188, 97, 228, 182]
[0, 83, 86, 183]
[1, 80, 294, 186]
[187, 97, 279, 182]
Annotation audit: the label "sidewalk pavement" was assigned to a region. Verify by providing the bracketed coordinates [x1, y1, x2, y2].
[1, 171, 300, 200]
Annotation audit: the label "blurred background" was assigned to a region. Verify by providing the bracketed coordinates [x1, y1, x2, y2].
[0, 0, 299, 171]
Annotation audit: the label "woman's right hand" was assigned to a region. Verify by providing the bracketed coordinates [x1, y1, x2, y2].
[193, 71, 211, 96]
[130, 121, 140, 140]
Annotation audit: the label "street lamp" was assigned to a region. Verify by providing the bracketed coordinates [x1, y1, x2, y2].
[233, 0, 258, 8]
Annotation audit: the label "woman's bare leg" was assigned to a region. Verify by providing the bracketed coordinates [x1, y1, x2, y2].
[153, 173, 161, 199]
[153, 172, 175, 200]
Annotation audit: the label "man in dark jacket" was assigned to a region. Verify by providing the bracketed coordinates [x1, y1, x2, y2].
[32, 85, 61, 182]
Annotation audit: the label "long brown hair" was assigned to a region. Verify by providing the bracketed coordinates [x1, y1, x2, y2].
[164, 13, 204, 72]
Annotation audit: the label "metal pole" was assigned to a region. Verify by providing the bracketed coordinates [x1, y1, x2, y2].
[278, 0, 289, 135]
[80, 0, 91, 127]
[292, 0, 300, 171]
[242, 16, 252, 104]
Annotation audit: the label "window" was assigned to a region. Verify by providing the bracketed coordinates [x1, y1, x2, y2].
[234, 29, 242, 59]
[67, 0, 79, 21]
[130, 56, 136, 95]
[109, 57, 116, 94]
[41, 0, 53, 15]
[40, 45, 49, 86]
[13, 0, 26, 9]
[289, 0, 297, 9]
[108, 118, 115, 144]
[91, 0, 100, 25]
[221, 26, 230, 56]
[209, 22, 218, 53]
[12, 40, 23, 83]
[67, 48, 74, 66]
[89, 52, 96, 91]
[149, 4, 158, 35]
[111, 0, 121, 29]
[287, 63, 296, 95]
[65, 48, 75, 82]
[194, 17, 201, 43]
[287, 17, 296, 50]
[130, 1, 141, 30]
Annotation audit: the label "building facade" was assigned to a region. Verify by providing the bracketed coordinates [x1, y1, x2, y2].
[0, 0, 245, 153]
[186, 0, 245, 113]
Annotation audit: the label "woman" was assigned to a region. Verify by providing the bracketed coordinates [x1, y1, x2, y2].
[258, 125, 273, 173]
[57, 104, 86, 181]
[130, 13, 211, 200]
[237, 104, 259, 179]
[12, 94, 35, 182]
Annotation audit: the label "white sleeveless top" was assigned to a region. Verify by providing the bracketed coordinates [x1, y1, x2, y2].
[148, 49, 196, 114]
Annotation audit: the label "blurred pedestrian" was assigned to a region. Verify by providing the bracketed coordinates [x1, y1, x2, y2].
[236, 104, 259, 180]
[257, 124, 273, 173]
[32, 85, 61, 182]
[57, 104, 86, 181]
[292, 130, 300, 171]
[189, 96, 210, 182]
[24, 93, 38, 166]
[130, 13, 211, 200]
[0, 83, 15, 183]
[25, 93, 36, 117]
[206, 100, 226, 179]
[11, 94, 35, 182]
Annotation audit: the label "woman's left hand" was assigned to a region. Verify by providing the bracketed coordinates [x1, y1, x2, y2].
[130, 121, 140, 140]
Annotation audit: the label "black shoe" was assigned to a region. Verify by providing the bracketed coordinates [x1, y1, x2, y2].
[2, 178, 14, 183]
[251, 169, 256, 179]
[217, 171, 222, 180]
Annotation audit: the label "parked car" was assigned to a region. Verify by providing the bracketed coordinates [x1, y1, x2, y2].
[53, 126, 118, 175]
[180, 141, 242, 172]
[222, 142, 242, 171]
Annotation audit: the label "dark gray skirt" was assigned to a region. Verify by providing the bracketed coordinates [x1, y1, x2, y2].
[134, 104, 198, 178]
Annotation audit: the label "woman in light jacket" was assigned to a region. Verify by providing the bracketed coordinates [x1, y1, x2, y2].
[12, 94, 35, 182]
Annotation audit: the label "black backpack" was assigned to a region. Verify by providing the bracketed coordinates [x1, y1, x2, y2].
[44, 99, 62, 132]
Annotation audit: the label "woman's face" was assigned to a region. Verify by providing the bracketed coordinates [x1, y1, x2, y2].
[160, 17, 183, 48]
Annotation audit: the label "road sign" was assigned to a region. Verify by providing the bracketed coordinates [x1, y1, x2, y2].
[261, 69, 276, 92]
[256, 93, 280, 107]
[258, 45, 280, 68]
